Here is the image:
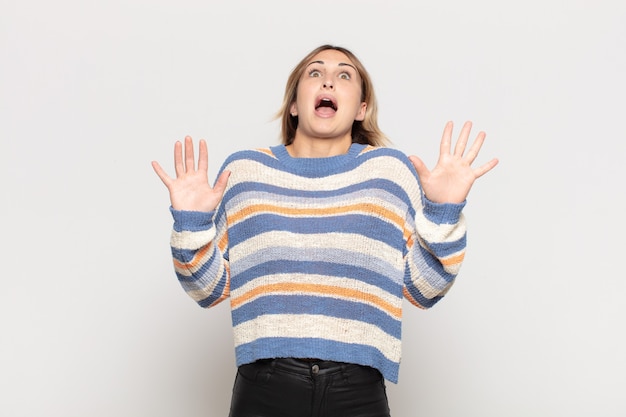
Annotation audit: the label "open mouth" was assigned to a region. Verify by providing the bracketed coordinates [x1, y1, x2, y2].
[315, 97, 337, 111]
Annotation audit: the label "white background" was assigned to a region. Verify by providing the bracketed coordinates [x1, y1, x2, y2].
[2, 0, 625, 416]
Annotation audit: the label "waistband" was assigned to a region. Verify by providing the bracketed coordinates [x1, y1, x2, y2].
[245, 357, 380, 378]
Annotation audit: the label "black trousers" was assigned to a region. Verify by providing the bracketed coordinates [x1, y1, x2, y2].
[228, 358, 391, 417]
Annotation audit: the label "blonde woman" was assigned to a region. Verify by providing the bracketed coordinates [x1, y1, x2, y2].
[152, 44, 498, 417]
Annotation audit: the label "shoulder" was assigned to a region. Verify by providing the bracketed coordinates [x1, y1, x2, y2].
[355, 146, 422, 202]
[223, 148, 275, 164]
[357, 146, 415, 173]
[359, 145, 410, 161]
[219, 148, 277, 171]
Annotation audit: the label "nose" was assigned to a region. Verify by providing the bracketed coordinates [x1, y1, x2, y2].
[322, 77, 334, 90]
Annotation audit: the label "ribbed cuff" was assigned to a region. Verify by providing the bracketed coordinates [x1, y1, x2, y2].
[170, 207, 216, 232]
[422, 198, 466, 224]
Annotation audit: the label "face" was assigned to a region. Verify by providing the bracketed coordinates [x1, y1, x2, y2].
[289, 49, 367, 144]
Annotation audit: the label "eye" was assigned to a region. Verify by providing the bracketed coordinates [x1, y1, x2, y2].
[308, 69, 322, 77]
[339, 72, 351, 80]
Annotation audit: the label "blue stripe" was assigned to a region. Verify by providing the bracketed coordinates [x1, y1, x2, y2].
[228, 213, 404, 247]
[174, 268, 228, 307]
[413, 243, 457, 284]
[233, 247, 403, 288]
[195, 271, 229, 307]
[225, 178, 413, 203]
[426, 234, 467, 257]
[231, 295, 401, 338]
[171, 209, 215, 232]
[218, 149, 278, 173]
[230, 260, 403, 295]
[403, 281, 444, 309]
[422, 199, 465, 224]
[260, 144, 369, 177]
[172, 246, 223, 285]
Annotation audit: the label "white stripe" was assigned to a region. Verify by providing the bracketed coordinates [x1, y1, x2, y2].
[406, 256, 455, 298]
[231, 231, 404, 269]
[225, 154, 414, 193]
[170, 227, 216, 250]
[226, 154, 464, 241]
[414, 212, 466, 243]
[233, 314, 401, 363]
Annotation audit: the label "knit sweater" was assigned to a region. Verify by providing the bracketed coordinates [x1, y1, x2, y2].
[169, 143, 466, 383]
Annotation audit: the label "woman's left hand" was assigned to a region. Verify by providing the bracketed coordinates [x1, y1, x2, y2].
[409, 121, 499, 204]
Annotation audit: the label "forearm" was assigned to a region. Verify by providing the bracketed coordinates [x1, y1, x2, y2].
[404, 198, 467, 308]
[170, 208, 230, 308]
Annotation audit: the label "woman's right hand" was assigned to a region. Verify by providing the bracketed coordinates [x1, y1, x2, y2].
[152, 136, 230, 212]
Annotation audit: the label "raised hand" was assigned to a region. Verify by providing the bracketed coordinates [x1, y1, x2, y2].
[152, 136, 230, 212]
[408, 121, 498, 204]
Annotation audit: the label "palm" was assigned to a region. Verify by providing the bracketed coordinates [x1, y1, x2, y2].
[152, 136, 230, 212]
[409, 121, 498, 204]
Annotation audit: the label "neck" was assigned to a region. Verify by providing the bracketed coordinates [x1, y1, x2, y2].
[286, 135, 352, 158]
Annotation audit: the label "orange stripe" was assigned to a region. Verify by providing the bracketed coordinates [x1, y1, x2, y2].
[402, 287, 426, 309]
[228, 203, 405, 229]
[231, 282, 401, 318]
[404, 231, 412, 242]
[172, 237, 229, 277]
[441, 252, 465, 266]
[218, 233, 228, 252]
[256, 148, 275, 156]
[172, 244, 212, 270]
[207, 291, 229, 308]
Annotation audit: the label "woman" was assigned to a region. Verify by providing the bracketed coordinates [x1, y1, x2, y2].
[152, 44, 498, 417]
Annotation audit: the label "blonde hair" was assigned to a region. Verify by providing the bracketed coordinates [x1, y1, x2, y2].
[276, 45, 389, 147]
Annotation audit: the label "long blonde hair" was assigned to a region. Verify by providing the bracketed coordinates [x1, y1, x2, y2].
[276, 45, 389, 147]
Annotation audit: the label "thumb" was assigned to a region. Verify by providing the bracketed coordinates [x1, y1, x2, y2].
[151, 160, 172, 187]
[213, 170, 231, 196]
[408, 155, 429, 180]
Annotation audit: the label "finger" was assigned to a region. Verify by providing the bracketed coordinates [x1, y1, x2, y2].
[173, 141, 184, 177]
[213, 170, 231, 196]
[184, 136, 196, 172]
[439, 121, 453, 157]
[473, 158, 499, 179]
[464, 130, 487, 164]
[151, 160, 172, 187]
[408, 155, 430, 180]
[198, 139, 208, 172]
[453, 121, 472, 157]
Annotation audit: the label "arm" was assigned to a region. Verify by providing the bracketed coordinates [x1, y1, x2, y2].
[404, 121, 498, 308]
[152, 137, 231, 307]
[169, 207, 230, 308]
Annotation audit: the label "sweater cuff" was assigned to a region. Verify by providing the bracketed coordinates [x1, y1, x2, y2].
[170, 207, 216, 232]
[422, 198, 466, 225]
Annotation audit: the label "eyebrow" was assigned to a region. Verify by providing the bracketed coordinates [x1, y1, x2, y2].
[307, 60, 358, 72]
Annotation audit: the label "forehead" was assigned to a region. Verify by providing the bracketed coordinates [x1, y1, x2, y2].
[307, 49, 357, 69]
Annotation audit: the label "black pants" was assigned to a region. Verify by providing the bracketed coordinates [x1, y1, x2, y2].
[229, 358, 391, 417]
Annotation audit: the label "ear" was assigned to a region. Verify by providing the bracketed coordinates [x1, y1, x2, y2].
[289, 102, 298, 116]
[355, 102, 367, 121]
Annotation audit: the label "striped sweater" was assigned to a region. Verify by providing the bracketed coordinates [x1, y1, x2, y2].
[169, 143, 466, 383]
